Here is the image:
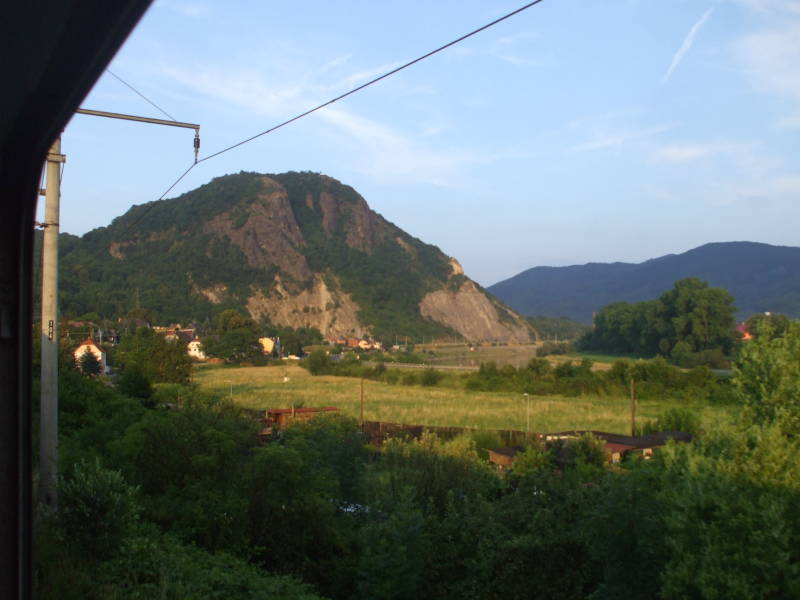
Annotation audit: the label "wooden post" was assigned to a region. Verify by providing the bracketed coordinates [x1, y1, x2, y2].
[524, 393, 530, 439]
[630, 377, 637, 436]
[360, 376, 365, 425]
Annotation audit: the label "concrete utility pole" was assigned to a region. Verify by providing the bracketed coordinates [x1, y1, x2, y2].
[36, 110, 200, 508]
[630, 378, 637, 437]
[39, 136, 64, 508]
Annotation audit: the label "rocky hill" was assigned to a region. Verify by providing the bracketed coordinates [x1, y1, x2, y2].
[60, 171, 533, 342]
[488, 241, 800, 323]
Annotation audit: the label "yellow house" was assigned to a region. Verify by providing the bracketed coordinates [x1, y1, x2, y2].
[259, 337, 276, 355]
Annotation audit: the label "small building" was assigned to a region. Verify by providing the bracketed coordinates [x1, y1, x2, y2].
[737, 322, 753, 341]
[488, 446, 525, 470]
[265, 406, 338, 430]
[259, 337, 277, 355]
[542, 429, 692, 463]
[73, 338, 107, 373]
[604, 442, 636, 464]
[187, 338, 206, 360]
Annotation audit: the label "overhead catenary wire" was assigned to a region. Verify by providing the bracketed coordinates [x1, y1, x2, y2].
[91, 162, 197, 258]
[198, 0, 545, 163]
[107, 69, 178, 122]
[100, 0, 545, 254]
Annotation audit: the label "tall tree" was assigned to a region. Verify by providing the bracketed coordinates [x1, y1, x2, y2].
[734, 321, 800, 434]
[202, 309, 264, 363]
[116, 327, 192, 383]
[580, 278, 736, 362]
[77, 350, 102, 376]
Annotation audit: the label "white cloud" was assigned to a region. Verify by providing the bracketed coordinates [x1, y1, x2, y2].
[735, 21, 800, 128]
[570, 122, 678, 152]
[490, 31, 542, 67]
[663, 6, 715, 83]
[778, 112, 800, 130]
[730, 174, 800, 200]
[159, 62, 492, 187]
[319, 107, 478, 186]
[653, 141, 754, 163]
[340, 61, 406, 88]
[730, 0, 800, 15]
[772, 175, 800, 194]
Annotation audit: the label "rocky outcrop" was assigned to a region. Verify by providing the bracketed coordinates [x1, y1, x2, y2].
[204, 176, 312, 283]
[420, 280, 534, 343]
[197, 283, 228, 304]
[247, 274, 367, 338]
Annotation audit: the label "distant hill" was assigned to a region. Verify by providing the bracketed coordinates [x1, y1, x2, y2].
[57, 171, 534, 342]
[488, 242, 800, 323]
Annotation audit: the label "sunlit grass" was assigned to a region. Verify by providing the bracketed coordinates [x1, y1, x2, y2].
[194, 363, 733, 434]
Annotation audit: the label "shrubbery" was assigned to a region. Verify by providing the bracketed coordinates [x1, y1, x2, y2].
[461, 356, 729, 402]
[38, 322, 800, 599]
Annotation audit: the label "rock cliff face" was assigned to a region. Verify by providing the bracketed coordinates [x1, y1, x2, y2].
[60, 171, 535, 342]
[247, 274, 367, 338]
[420, 280, 533, 343]
[203, 177, 312, 283]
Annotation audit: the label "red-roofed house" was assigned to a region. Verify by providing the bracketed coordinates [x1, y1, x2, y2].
[736, 322, 753, 341]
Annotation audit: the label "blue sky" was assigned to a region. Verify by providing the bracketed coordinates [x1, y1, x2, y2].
[51, 0, 800, 285]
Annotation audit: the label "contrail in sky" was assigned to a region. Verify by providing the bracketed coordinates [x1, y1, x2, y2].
[663, 6, 715, 83]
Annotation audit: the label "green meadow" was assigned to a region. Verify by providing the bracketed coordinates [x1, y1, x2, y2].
[194, 363, 732, 434]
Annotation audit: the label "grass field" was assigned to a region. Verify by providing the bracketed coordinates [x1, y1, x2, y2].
[194, 363, 731, 434]
[421, 343, 540, 369]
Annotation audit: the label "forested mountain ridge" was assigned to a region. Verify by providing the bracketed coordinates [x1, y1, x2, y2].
[488, 241, 800, 323]
[59, 171, 534, 342]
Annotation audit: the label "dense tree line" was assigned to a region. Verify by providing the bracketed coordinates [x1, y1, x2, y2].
[527, 315, 591, 340]
[578, 278, 737, 366]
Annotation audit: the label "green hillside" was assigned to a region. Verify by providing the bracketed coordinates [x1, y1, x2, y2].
[54, 171, 463, 340]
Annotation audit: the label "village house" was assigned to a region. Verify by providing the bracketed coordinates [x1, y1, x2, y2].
[736, 322, 753, 341]
[255, 406, 339, 441]
[73, 338, 107, 373]
[258, 337, 278, 355]
[187, 338, 206, 360]
[327, 337, 382, 351]
[156, 324, 196, 344]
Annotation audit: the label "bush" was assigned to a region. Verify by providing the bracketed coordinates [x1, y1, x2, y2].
[402, 373, 417, 386]
[536, 341, 574, 357]
[641, 407, 701, 436]
[420, 368, 442, 387]
[57, 459, 140, 560]
[117, 366, 153, 401]
[306, 349, 332, 375]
